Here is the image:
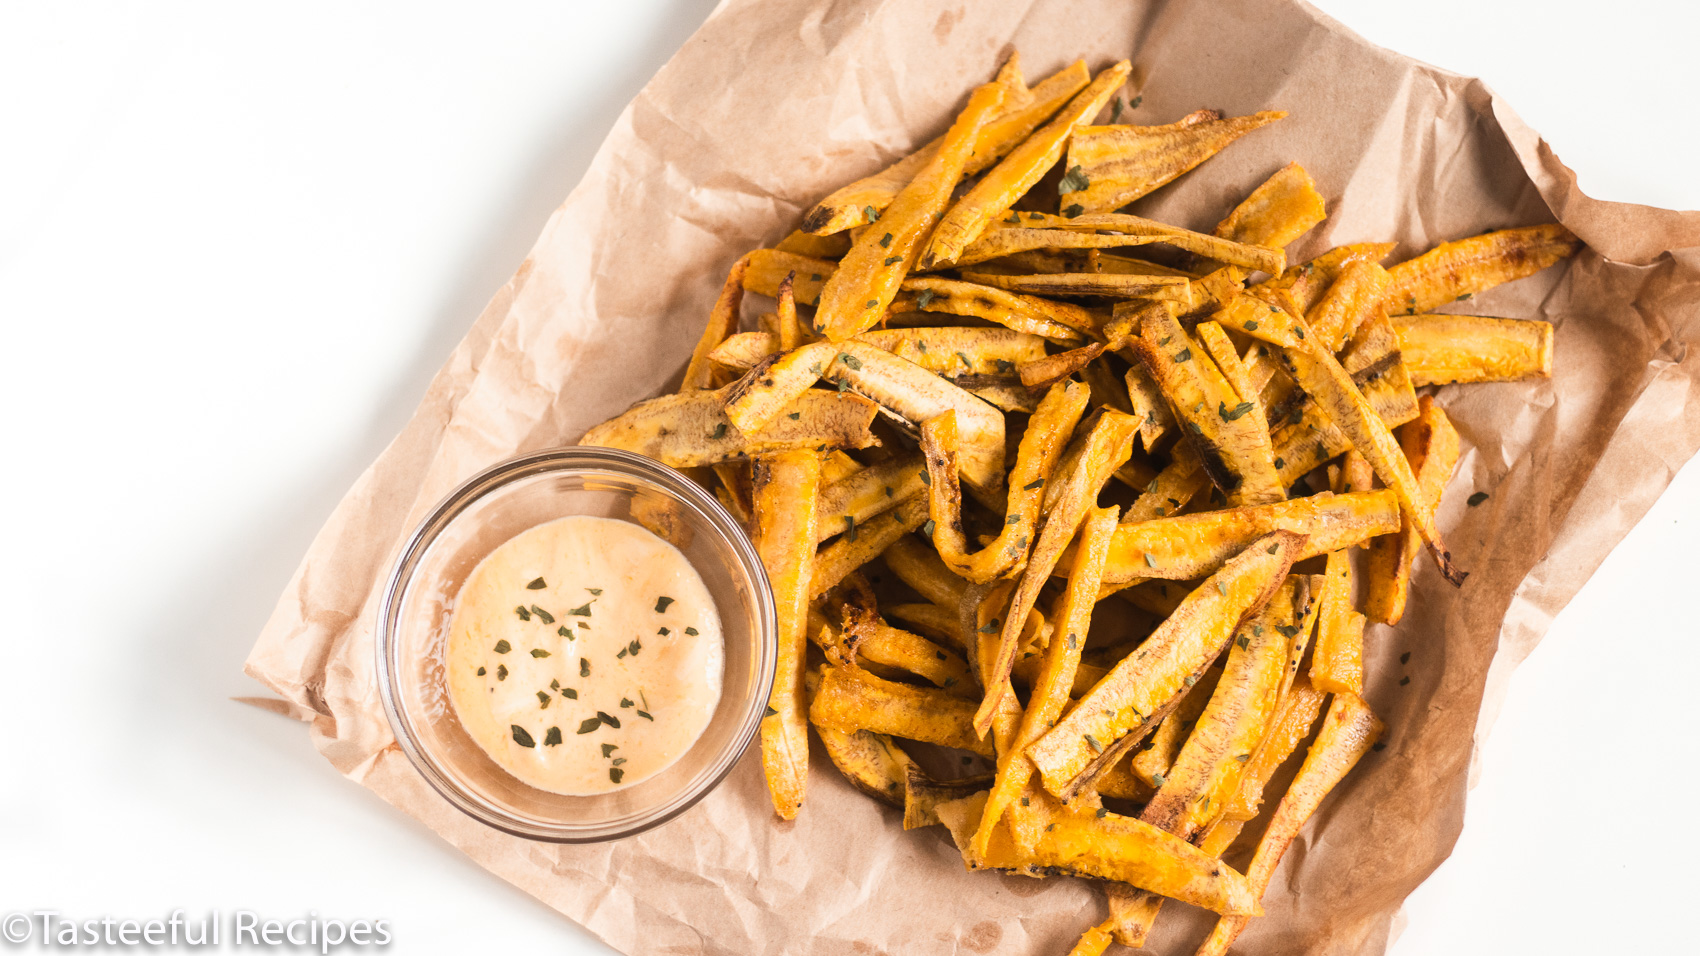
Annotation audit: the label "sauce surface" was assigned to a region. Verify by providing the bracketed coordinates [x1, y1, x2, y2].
[445, 515, 723, 794]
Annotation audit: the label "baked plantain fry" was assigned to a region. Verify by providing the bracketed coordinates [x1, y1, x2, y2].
[1384, 222, 1582, 316]
[923, 61, 1131, 268]
[806, 665, 913, 808]
[1109, 577, 1298, 945]
[810, 496, 929, 599]
[810, 662, 995, 756]
[743, 248, 836, 305]
[974, 506, 1119, 857]
[1119, 444, 1210, 524]
[815, 453, 927, 543]
[1279, 337, 1467, 585]
[1017, 342, 1106, 389]
[801, 58, 1092, 235]
[1213, 161, 1327, 250]
[1195, 320, 1271, 436]
[921, 382, 1089, 582]
[754, 451, 821, 819]
[858, 325, 1048, 376]
[1065, 109, 1286, 215]
[992, 212, 1286, 274]
[884, 602, 970, 652]
[815, 79, 1007, 341]
[1341, 309, 1420, 427]
[896, 276, 1090, 343]
[1365, 395, 1461, 624]
[1307, 259, 1393, 353]
[1309, 546, 1362, 695]
[1251, 242, 1397, 315]
[842, 612, 973, 694]
[773, 228, 850, 260]
[903, 764, 994, 829]
[580, 386, 876, 466]
[708, 330, 781, 371]
[1221, 675, 1327, 823]
[1195, 693, 1385, 956]
[1027, 530, 1304, 801]
[881, 534, 970, 610]
[977, 410, 1140, 735]
[1130, 665, 1220, 788]
[682, 257, 749, 392]
[774, 271, 806, 351]
[948, 224, 1165, 267]
[1393, 313, 1555, 386]
[959, 269, 1193, 302]
[1132, 303, 1285, 506]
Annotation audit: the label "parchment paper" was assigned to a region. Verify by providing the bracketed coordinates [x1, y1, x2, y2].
[243, 1, 1700, 952]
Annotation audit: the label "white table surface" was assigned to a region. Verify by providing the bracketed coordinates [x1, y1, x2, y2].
[1, 2, 1694, 953]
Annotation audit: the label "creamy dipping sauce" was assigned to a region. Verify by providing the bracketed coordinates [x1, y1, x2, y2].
[445, 515, 723, 794]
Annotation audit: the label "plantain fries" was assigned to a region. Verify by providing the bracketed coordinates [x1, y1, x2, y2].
[806, 668, 912, 808]
[801, 58, 1091, 235]
[1308, 545, 1362, 696]
[960, 269, 1193, 301]
[1251, 241, 1397, 314]
[742, 248, 835, 304]
[1393, 313, 1555, 385]
[1214, 161, 1327, 250]
[809, 495, 929, 599]
[921, 382, 1088, 582]
[815, 453, 927, 544]
[1017, 342, 1106, 389]
[1365, 395, 1461, 624]
[1220, 675, 1327, 823]
[810, 661, 994, 756]
[856, 325, 1048, 376]
[969, 211, 1286, 274]
[1130, 666, 1220, 788]
[814, 80, 1007, 341]
[754, 451, 820, 819]
[1307, 259, 1393, 353]
[903, 764, 993, 830]
[1065, 109, 1286, 215]
[1028, 530, 1303, 801]
[1196, 693, 1385, 956]
[1384, 222, 1582, 315]
[682, 257, 749, 391]
[580, 386, 877, 466]
[1341, 309, 1420, 427]
[923, 61, 1131, 268]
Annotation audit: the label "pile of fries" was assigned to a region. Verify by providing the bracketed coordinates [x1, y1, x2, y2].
[581, 52, 1578, 954]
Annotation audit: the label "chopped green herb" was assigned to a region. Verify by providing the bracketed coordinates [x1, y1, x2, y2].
[1096, 807, 1109, 819]
[611, 757, 626, 767]
[1151, 772, 1166, 786]
[711, 422, 727, 440]
[1401, 652, 1411, 664]
[1062, 203, 1084, 218]
[557, 625, 574, 639]
[844, 515, 857, 542]
[544, 727, 562, 746]
[1174, 348, 1192, 362]
[1057, 164, 1089, 194]
[1130, 95, 1143, 108]
[864, 205, 879, 223]
[1273, 457, 1285, 470]
[658, 627, 670, 636]
[1020, 796, 1029, 806]
[978, 619, 1000, 633]
[1236, 635, 1250, 650]
[1023, 478, 1045, 490]
[883, 255, 902, 266]
[1110, 98, 1124, 123]
[530, 648, 551, 658]
[1005, 513, 1021, 526]
[536, 691, 551, 708]
[617, 648, 627, 659]
[620, 697, 634, 709]
[956, 350, 972, 367]
[496, 664, 508, 681]
[597, 711, 621, 729]
[1400, 676, 1411, 686]
[580, 659, 591, 677]
[494, 640, 512, 657]
[637, 710, 653, 720]
[609, 768, 624, 784]
[1084, 734, 1104, 754]
[1144, 552, 1156, 568]
[1220, 400, 1255, 421]
[526, 577, 547, 590]
[514, 606, 531, 621]
[915, 288, 937, 309]
[1467, 491, 1490, 507]
[922, 519, 936, 537]
[576, 717, 601, 734]
[587, 588, 602, 596]
[629, 638, 642, 656]
[788, 411, 800, 420]
[1457, 293, 1472, 301]
[1234, 753, 1251, 763]
[476, 666, 486, 676]
[684, 627, 698, 636]
[655, 596, 675, 613]
[1244, 319, 1259, 331]
[562, 687, 578, 699]
[878, 232, 893, 248]
[1294, 325, 1305, 339]
[568, 601, 593, 617]
[510, 725, 536, 748]
[530, 605, 555, 624]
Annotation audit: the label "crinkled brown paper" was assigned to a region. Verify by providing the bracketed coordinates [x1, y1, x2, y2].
[244, 0, 1700, 952]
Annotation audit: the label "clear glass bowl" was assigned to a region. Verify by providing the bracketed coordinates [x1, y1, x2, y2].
[376, 447, 774, 842]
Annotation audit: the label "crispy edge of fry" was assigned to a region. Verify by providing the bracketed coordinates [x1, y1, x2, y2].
[1364, 394, 1461, 624]
[881, 534, 970, 610]
[1213, 161, 1327, 250]
[815, 79, 1007, 341]
[1309, 547, 1363, 695]
[857, 325, 1049, 376]
[1306, 259, 1393, 353]
[842, 612, 973, 694]
[579, 386, 877, 467]
[809, 661, 995, 756]
[1017, 342, 1106, 389]
[807, 664, 913, 808]
[922, 61, 1131, 269]
[920, 382, 1088, 582]
[1221, 675, 1327, 822]
[816, 453, 927, 544]
[977, 410, 1140, 735]
[960, 269, 1193, 301]
[682, 257, 750, 392]
[1252, 241, 1397, 315]
[1195, 692, 1385, 956]
[903, 764, 994, 829]
[1393, 313, 1555, 386]
[1384, 222, 1582, 315]
[743, 248, 837, 305]
[1066, 110, 1286, 215]
[775, 270, 806, 351]
[1130, 665, 1221, 788]
[988, 212, 1286, 274]
[754, 451, 821, 819]
[1027, 530, 1304, 801]
[973, 505, 1119, 857]
[1280, 334, 1467, 585]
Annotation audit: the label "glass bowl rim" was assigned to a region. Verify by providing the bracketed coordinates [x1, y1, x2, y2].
[374, 445, 775, 843]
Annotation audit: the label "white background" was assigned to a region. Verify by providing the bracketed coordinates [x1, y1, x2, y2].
[1, 2, 1695, 953]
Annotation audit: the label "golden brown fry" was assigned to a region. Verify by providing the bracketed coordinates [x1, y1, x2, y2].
[707, 330, 780, 372]
[857, 326, 1048, 377]
[903, 764, 993, 829]
[881, 535, 970, 610]
[1115, 579, 1191, 618]
[988, 212, 1287, 274]
[1279, 338, 1466, 585]
[1012, 654, 1107, 698]
[775, 271, 806, 351]
[1252, 242, 1397, 315]
[921, 383, 1089, 582]
[1341, 310, 1419, 427]
[1120, 444, 1210, 524]
[1196, 693, 1384, 956]
[810, 662, 994, 756]
[923, 61, 1131, 268]
[1221, 676, 1327, 823]
[1213, 162, 1327, 250]
[815, 454, 927, 544]
[884, 602, 970, 652]
[1195, 319, 1271, 437]
[1393, 313, 1555, 386]
[974, 506, 1119, 857]
[806, 665, 912, 808]
[580, 386, 876, 466]
[1065, 110, 1286, 215]
[1122, 360, 1177, 453]
[978, 410, 1141, 735]
[815, 79, 1007, 341]
[1017, 342, 1106, 389]
[810, 495, 929, 599]
[711, 462, 752, 525]
[1278, 574, 1325, 702]
[773, 228, 850, 260]
[1132, 304, 1284, 506]
[960, 269, 1193, 301]
[1028, 530, 1304, 801]
[1085, 488, 1398, 583]
[743, 248, 836, 304]
[1384, 222, 1582, 315]
[1307, 259, 1393, 353]
[896, 276, 1090, 343]
[801, 59, 1092, 235]
[1110, 577, 1298, 945]
[1365, 395, 1461, 624]
[682, 257, 749, 392]
[843, 614, 973, 694]
[948, 224, 1164, 266]
[754, 451, 821, 819]
[1309, 545, 1362, 695]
